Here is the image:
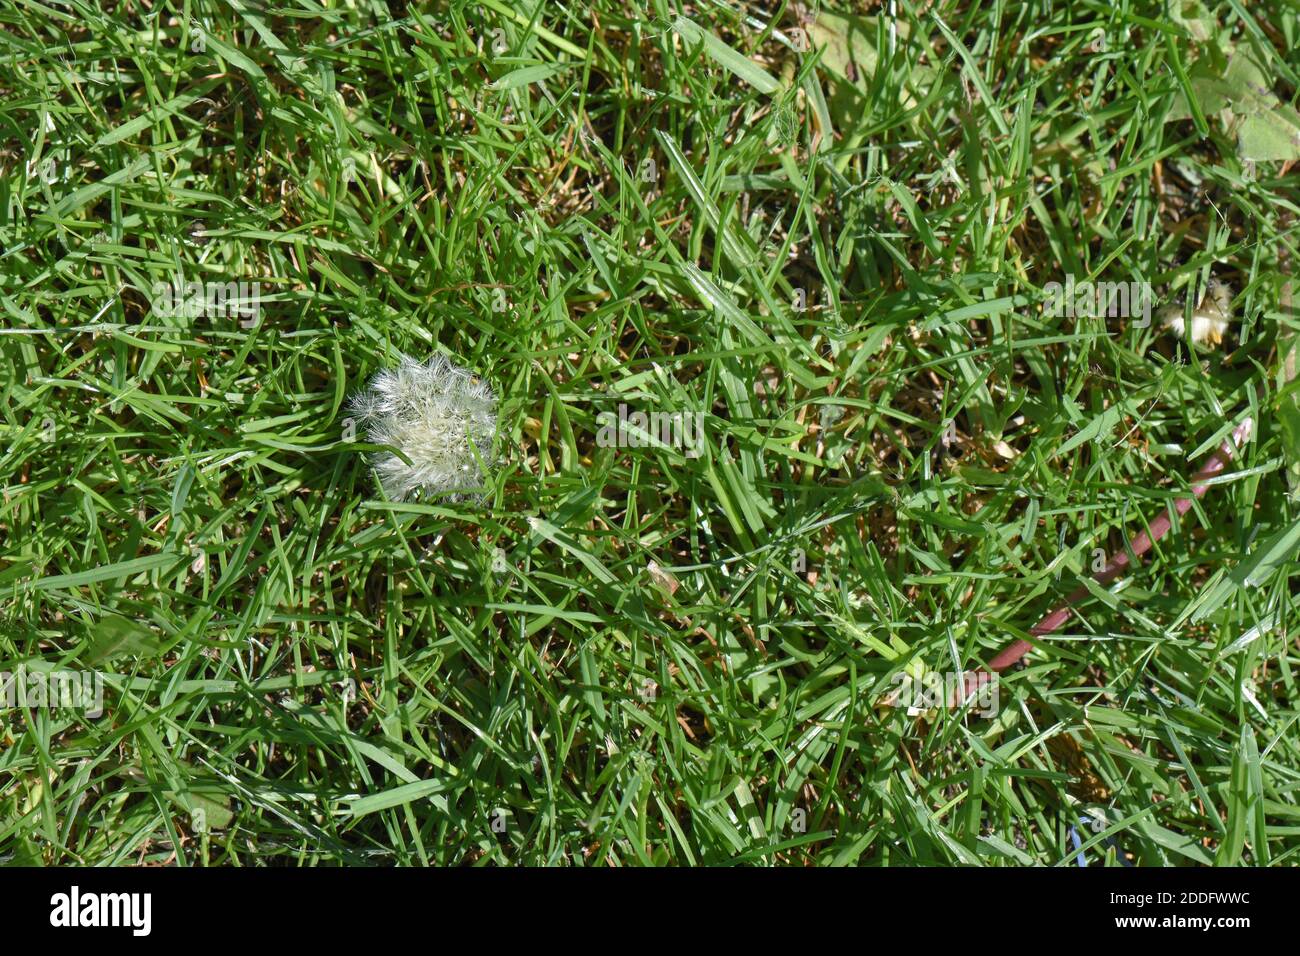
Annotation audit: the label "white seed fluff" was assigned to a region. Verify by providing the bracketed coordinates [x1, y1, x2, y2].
[350, 353, 497, 501]
[1160, 278, 1232, 347]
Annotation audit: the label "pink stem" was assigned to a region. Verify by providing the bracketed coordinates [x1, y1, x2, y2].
[962, 418, 1252, 698]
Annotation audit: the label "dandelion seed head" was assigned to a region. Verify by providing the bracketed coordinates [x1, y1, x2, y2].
[1161, 278, 1233, 347]
[350, 353, 497, 501]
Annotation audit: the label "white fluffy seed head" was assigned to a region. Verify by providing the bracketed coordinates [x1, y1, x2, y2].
[350, 353, 498, 501]
[1161, 278, 1233, 346]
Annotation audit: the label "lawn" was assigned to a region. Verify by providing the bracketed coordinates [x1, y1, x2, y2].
[1, 0, 1299, 866]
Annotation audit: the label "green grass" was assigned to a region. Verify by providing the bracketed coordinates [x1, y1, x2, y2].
[1, 0, 1299, 866]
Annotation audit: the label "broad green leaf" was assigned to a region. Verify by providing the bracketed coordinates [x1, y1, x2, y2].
[165, 786, 235, 832]
[1237, 107, 1300, 161]
[81, 615, 163, 666]
[810, 12, 884, 83]
[1169, 49, 1300, 161]
[1169, 0, 1217, 42]
[808, 12, 932, 131]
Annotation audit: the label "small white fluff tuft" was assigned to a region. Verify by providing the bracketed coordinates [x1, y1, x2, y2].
[350, 353, 498, 501]
[1160, 278, 1232, 347]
